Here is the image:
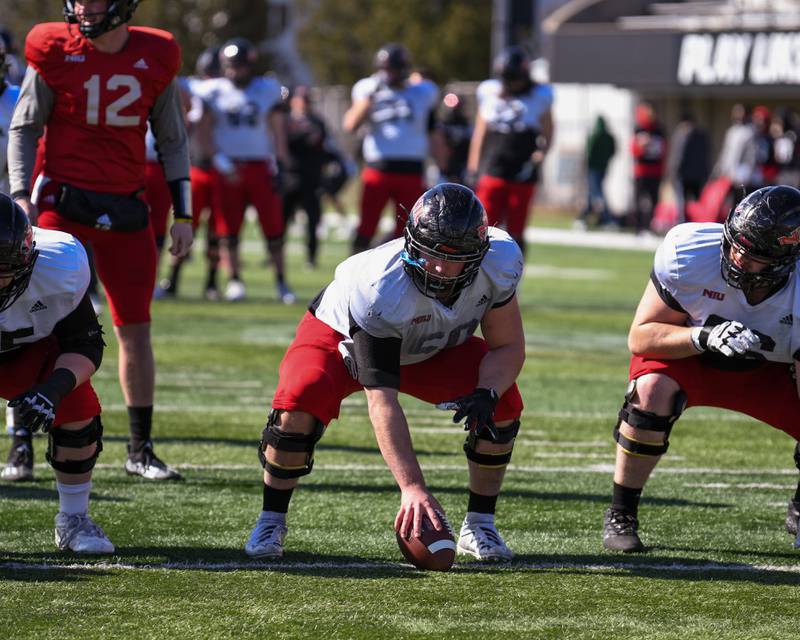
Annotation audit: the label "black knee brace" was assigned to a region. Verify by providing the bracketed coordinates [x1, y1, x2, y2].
[464, 419, 520, 468]
[614, 379, 686, 457]
[257, 409, 325, 479]
[47, 416, 104, 474]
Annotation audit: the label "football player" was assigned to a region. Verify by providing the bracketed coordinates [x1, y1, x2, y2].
[467, 46, 554, 256]
[343, 43, 441, 253]
[202, 37, 294, 304]
[604, 185, 800, 552]
[7, 0, 192, 480]
[0, 34, 21, 191]
[0, 193, 112, 552]
[245, 183, 526, 562]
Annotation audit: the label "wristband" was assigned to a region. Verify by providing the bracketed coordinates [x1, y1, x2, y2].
[40, 368, 78, 407]
[167, 178, 193, 221]
[690, 326, 705, 353]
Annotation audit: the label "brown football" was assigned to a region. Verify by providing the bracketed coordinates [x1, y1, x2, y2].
[396, 511, 456, 571]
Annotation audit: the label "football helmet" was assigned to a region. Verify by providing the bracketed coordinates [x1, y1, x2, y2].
[0, 194, 39, 313]
[220, 37, 257, 87]
[721, 185, 800, 293]
[63, 1, 140, 39]
[493, 46, 532, 93]
[402, 183, 489, 300]
[373, 42, 411, 86]
[195, 46, 221, 79]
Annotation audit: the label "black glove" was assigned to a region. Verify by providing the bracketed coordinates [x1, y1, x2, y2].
[436, 388, 499, 440]
[8, 369, 77, 434]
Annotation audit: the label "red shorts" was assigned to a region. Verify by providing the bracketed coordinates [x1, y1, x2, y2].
[0, 337, 101, 425]
[358, 167, 425, 241]
[191, 166, 217, 232]
[38, 182, 157, 327]
[145, 161, 171, 240]
[273, 312, 524, 426]
[211, 161, 283, 239]
[630, 355, 800, 440]
[476, 175, 536, 238]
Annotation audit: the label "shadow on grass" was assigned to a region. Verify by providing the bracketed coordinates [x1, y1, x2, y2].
[0, 483, 128, 503]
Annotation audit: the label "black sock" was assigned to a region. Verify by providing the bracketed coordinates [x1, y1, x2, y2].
[612, 482, 643, 516]
[166, 263, 183, 292]
[794, 482, 800, 504]
[262, 484, 294, 513]
[128, 406, 154, 453]
[205, 268, 218, 291]
[467, 490, 498, 515]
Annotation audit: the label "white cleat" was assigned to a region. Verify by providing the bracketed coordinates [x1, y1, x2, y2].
[1, 442, 34, 481]
[277, 282, 296, 305]
[457, 517, 514, 562]
[124, 443, 182, 481]
[245, 513, 287, 559]
[55, 512, 115, 554]
[225, 279, 247, 302]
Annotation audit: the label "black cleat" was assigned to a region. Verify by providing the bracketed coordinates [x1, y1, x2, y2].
[786, 500, 800, 536]
[1, 441, 34, 482]
[603, 507, 645, 553]
[124, 442, 182, 481]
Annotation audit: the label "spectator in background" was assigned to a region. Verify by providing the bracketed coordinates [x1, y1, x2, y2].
[772, 108, 800, 188]
[282, 85, 334, 269]
[667, 111, 710, 224]
[631, 103, 667, 235]
[437, 93, 472, 185]
[740, 105, 776, 192]
[576, 115, 616, 229]
[0, 28, 25, 86]
[714, 104, 752, 185]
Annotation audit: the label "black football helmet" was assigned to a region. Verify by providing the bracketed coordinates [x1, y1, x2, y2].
[195, 46, 221, 79]
[0, 194, 39, 313]
[402, 183, 489, 300]
[63, 1, 140, 39]
[493, 46, 531, 93]
[373, 43, 411, 86]
[220, 38, 257, 87]
[721, 185, 800, 293]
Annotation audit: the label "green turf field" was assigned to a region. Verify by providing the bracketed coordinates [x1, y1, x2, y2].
[2, 221, 800, 639]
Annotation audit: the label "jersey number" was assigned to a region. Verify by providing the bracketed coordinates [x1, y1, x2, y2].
[84, 74, 142, 127]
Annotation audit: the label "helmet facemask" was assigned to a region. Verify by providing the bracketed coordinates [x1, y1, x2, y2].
[0, 228, 38, 313]
[720, 229, 796, 294]
[63, 1, 139, 39]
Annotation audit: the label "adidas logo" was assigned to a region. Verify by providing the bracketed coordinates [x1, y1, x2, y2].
[96, 214, 113, 229]
[780, 314, 794, 325]
[29, 300, 47, 313]
[476, 294, 489, 307]
[133, 58, 149, 70]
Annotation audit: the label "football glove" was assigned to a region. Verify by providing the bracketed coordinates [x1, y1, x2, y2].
[436, 387, 499, 440]
[7, 369, 77, 434]
[691, 320, 760, 358]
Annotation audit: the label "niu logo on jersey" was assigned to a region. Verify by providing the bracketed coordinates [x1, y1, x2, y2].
[779, 227, 800, 245]
[64, 54, 85, 62]
[702, 288, 725, 301]
[411, 314, 432, 325]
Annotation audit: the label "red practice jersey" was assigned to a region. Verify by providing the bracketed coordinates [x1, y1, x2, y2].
[26, 23, 180, 193]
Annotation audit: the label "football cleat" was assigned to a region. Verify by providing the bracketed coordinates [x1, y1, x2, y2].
[153, 279, 176, 300]
[277, 282, 296, 305]
[124, 442, 182, 481]
[603, 507, 645, 552]
[1, 441, 34, 481]
[786, 499, 800, 536]
[457, 517, 514, 562]
[225, 279, 247, 302]
[55, 512, 115, 554]
[245, 513, 287, 559]
[204, 286, 220, 302]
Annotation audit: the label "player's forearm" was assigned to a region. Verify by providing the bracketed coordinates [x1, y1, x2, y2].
[8, 69, 52, 197]
[52, 353, 97, 389]
[151, 79, 191, 182]
[628, 322, 699, 359]
[343, 99, 371, 133]
[478, 343, 525, 397]
[366, 389, 426, 491]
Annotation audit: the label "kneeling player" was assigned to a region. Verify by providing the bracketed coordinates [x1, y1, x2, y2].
[244, 183, 526, 562]
[0, 194, 111, 553]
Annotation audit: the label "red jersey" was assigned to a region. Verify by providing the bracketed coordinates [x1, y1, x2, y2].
[26, 23, 180, 193]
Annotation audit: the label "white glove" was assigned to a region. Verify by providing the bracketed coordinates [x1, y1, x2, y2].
[691, 321, 760, 357]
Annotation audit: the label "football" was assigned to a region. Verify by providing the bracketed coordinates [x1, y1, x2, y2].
[396, 511, 456, 571]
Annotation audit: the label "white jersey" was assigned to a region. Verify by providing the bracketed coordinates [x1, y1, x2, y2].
[0, 228, 89, 356]
[0, 84, 21, 192]
[654, 222, 800, 363]
[476, 79, 553, 133]
[314, 227, 524, 366]
[352, 76, 438, 163]
[204, 76, 282, 160]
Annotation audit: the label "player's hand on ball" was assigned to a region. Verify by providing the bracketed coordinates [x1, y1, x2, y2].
[692, 320, 760, 357]
[395, 486, 445, 540]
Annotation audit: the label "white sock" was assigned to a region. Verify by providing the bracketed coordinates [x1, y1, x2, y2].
[56, 480, 92, 515]
[464, 511, 495, 525]
[259, 510, 286, 524]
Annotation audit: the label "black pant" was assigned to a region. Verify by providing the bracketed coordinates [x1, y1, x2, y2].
[283, 183, 322, 265]
[634, 176, 662, 233]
